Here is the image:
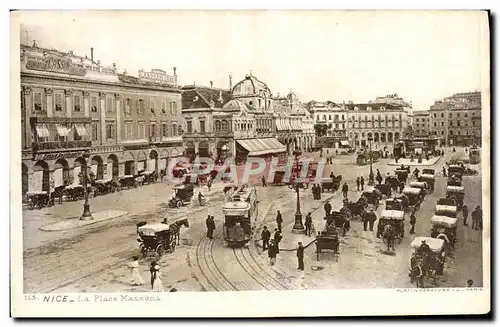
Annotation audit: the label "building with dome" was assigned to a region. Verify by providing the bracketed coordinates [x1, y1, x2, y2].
[181, 73, 315, 162]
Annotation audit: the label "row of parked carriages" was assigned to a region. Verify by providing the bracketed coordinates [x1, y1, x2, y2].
[24, 170, 160, 210]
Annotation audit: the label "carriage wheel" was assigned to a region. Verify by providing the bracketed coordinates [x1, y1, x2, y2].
[28, 201, 35, 210]
[176, 200, 183, 208]
[156, 245, 165, 260]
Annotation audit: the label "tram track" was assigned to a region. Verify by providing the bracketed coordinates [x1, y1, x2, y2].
[26, 198, 226, 293]
[193, 187, 340, 292]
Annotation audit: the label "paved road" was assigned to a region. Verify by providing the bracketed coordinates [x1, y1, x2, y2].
[23, 148, 483, 292]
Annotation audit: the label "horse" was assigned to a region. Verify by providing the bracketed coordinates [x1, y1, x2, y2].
[170, 218, 190, 245]
[383, 224, 396, 252]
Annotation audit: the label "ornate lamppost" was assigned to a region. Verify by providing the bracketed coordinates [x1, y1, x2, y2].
[367, 136, 375, 185]
[80, 150, 93, 220]
[291, 150, 307, 234]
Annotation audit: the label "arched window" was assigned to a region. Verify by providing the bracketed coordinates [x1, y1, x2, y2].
[215, 120, 221, 131]
[221, 120, 228, 131]
[177, 125, 183, 135]
[322, 115, 326, 121]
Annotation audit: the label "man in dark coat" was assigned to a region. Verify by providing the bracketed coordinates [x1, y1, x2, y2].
[261, 175, 267, 187]
[268, 240, 278, 266]
[324, 201, 332, 216]
[472, 205, 482, 230]
[409, 211, 417, 234]
[206, 215, 215, 239]
[342, 182, 349, 199]
[261, 226, 271, 250]
[304, 212, 313, 237]
[367, 210, 377, 231]
[356, 177, 360, 191]
[297, 242, 305, 271]
[276, 210, 283, 233]
[462, 205, 469, 226]
[273, 228, 282, 252]
[360, 177, 365, 191]
[361, 210, 369, 231]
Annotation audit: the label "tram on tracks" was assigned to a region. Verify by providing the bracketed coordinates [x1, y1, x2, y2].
[222, 185, 259, 247]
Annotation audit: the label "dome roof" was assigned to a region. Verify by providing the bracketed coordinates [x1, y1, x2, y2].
[231, 74, 272, 98]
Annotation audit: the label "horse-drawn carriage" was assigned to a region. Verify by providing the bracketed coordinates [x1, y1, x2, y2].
[448, 164, 464, 178]
[271, 167, 287, 186]
[26, 191, 50, 210]
[136, 222, 177, 260]
[410, 237, 446, 284]
[402, 187, 423, 211]
[320, 176, 341, 192]
[324, 211, 350, 237]
[119, 175, 138, 189]
[343, 199, 365, 218]
[395, 168, 409, 183]
[374, 183, 392, 198]
[93, 178, 117, 196]
[430, 215, 458, 250]
[419, 170, 435, 193]
[385, 197, 404, 211]
[360, 186, 382, 209]
[435, 198, 458, 218]
[172, 166, 189, 178]
[168, 184, 195, 208]
[385, 174, 400, 190]
[377, 210, 405, 251]
[446, 186, 465, 210]
[408, 181, 428, 197]
[140, 170, 158, 185]
[315, 213, 348, 261]
[65, 184, 86, 201]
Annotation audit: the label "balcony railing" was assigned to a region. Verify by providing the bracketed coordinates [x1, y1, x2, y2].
[33, 140, 92, 151]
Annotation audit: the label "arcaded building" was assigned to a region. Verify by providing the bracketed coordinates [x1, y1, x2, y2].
[20, 42, 183, 194]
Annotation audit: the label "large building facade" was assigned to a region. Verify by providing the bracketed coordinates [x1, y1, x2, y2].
[181, 74, 315, 162]
[344, 94, 411, 148]
[21, 42, 183, 194]
[307, 100, 348, 147]
[412, 110, 431, 137]
[428, 91, 482, 146]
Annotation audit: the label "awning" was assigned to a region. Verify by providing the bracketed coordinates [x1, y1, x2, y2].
[236, 138, 287, 156]
[340, 140, 349, 146]
[56, 125, 70, 137]
[35, 125, 50, 137]
[276, 120, 285, 131]
[75, 124, 87, 136]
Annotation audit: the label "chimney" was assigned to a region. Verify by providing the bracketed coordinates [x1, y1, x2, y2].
[229, 73, 233, 90]
[210, 81, 213, 88]
[173, 67, 177, 76]
[90, 47, 94, 63]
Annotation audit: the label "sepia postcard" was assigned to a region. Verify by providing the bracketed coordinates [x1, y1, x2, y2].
[10, 10, 490, 317]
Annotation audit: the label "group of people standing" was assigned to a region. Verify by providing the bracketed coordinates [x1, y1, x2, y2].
[127, 257, 176, 292]
[462, 205, 483, 230]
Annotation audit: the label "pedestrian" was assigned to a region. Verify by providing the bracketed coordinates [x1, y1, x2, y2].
[356, 177, 360, 191]
[297, 242, 305, 271]
[276, 210, 283, 233]
[409, 211, 417, 234]
[273, 228, 282, 251]
[376, 174, 382, 185]
[361, 210, 369, 231]
[367, 209, 377, 231]
[342, 182, 349, 199]
[360, 177, 365, 191]
[442, 166, 447, 177]
[128, 256, 144, 286]
[414, 261, 425, 288]
[324, 201, 332, 216]
[462, 205, 469, 226]
[261, 226, 271, 251]
[207, 177, 212, 191]
[472, 205, 482, 230]
[150, 261, 164, 292]
[206, 215, 215, 239]
[261, 175, 267, 187]
[268, 240, 278, 266]
[399, 181, 405, 193]
[304, 212, 313, 237]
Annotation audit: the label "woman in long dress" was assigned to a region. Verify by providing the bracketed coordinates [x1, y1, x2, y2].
[129, 256, 144, 286]
[150, 261, 164, 292]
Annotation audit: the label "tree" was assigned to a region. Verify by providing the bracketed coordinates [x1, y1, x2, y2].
[314, 124, 328, 137]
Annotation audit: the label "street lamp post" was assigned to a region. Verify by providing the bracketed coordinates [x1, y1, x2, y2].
[80, 150, 93, 220]
[368, 136, 375, 185]
[291, 150, 306, 234]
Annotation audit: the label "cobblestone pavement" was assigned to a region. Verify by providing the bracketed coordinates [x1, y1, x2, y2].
[23, 148, 484, 292]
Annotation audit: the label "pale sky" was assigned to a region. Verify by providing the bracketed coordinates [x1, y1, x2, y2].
[16, 11, 488, 110]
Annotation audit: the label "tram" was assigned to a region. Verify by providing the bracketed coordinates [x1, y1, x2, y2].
[222, 185, 259, 247]
[469, 146, 480, 164]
